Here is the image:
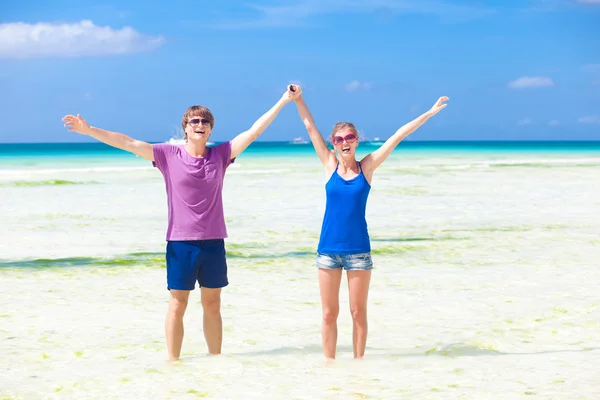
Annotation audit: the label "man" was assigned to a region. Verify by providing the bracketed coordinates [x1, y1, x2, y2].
[62, 84, 302, 360]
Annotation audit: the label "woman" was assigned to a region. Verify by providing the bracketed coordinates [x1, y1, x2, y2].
[294, 94, 449, 359]
[62, 84, 302, 361]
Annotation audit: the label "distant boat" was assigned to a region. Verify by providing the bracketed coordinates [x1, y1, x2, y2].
[168, 137, 186, 145]
[366, 137, 384, 146]
[291, 136, 309, 144]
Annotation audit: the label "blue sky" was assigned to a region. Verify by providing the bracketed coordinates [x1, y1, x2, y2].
[0, 0, 599, 143]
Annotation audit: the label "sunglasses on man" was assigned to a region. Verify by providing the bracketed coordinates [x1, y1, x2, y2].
[187, 118, 211, 127]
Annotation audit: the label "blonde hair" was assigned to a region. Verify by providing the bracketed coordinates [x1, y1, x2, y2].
[181, 106, 215, 140]
[330, 122, 359, 142]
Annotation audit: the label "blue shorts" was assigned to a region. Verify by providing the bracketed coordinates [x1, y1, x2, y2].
[316, 252, 373, 271]
[165, 240, 229, 290]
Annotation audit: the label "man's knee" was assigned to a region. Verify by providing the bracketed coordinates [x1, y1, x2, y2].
[169, 290, 190, 318]
[201, 289, 221, 316]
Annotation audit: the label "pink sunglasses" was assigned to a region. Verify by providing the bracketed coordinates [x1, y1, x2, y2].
[332, 133, 357, 145]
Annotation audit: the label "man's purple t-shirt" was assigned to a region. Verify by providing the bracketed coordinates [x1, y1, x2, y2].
[152, 141, 235, 241]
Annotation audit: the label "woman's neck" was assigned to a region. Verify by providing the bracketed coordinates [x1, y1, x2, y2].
[337, 156, 357, 171]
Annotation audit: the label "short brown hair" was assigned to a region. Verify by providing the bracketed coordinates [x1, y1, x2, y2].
[331, 122, 359, 141]
[181, 106, 215, 140]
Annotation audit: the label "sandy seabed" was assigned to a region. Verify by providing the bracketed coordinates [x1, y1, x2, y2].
[1, 151, 599, 399]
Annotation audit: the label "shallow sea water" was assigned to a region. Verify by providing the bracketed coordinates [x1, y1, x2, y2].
[1, 144, 599, 399]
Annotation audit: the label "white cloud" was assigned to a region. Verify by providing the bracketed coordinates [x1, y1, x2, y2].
[548, 120, 560, 126]
[0, 20, 165, 59]
[345, 80, 372, 92]
[578, 115, 600, 124]
[577, 0, 600, 4]
[508, 76, 555, 89]
[517, 118, 534, 125]
[209, 0, 495, 29]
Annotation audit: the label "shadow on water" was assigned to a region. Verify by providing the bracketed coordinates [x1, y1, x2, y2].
[226, 343, 600, 359]
[229, 344, 338, 357]
[376, 343, 600, 358]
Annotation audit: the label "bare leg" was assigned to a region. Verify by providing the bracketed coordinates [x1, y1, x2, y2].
[165, 289, 191, 361]
[347, 270, 371, 358]
[201, 287, 222, 355]
[318, 268, 343, 359]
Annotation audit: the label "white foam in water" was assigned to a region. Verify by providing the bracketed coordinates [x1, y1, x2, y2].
[0, 166, 153, 180]
[1, 149, 599, 398]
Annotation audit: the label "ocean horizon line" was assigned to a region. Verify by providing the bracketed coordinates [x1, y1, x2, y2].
[2, 139, 600, 145]
[2, 140, 600, 157]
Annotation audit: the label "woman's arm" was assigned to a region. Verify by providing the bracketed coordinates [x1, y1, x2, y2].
[361, 96, 449, 175]
[294, 95, 337, 172]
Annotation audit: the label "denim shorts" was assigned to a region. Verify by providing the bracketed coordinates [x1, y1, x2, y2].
[316, 252, 373, 271]
[165, 239, 229, 290]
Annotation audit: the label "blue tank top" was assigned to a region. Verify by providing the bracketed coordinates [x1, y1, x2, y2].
[317, 162, 371, 255]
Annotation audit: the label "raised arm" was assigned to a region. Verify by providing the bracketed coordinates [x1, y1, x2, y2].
[230, 85, 302, 159]
[295, 95, 337, 170]
[361, 96, 449, 175]
[62, 114, 154, 161]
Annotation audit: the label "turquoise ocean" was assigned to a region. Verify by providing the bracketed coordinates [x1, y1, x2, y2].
[1, 140, 599, 399]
